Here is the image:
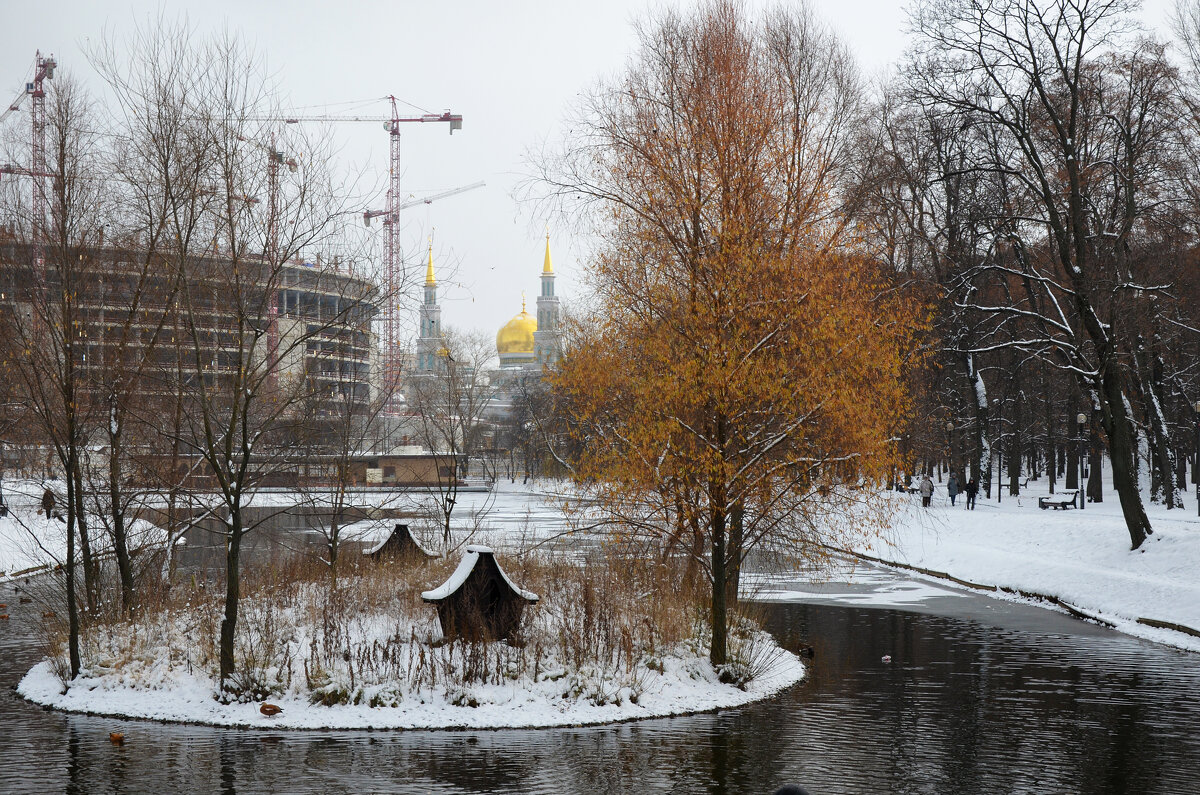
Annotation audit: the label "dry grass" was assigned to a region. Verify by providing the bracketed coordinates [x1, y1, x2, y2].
[42, 541, 761, 708]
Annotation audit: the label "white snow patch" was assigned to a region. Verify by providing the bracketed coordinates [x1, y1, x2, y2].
[851, 477, 1200, 653]
[17, 640, 804, 731]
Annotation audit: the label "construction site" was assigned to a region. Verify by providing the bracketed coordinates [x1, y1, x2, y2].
[0, 50, 482, 466]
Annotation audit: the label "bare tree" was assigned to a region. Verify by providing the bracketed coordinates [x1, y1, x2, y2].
[295, 298, 392, 590]
[905, 0, 1197, 547]
[0, 71, 107, 676]
[92, 22, 370, 692]
[407, 327, 500, 546]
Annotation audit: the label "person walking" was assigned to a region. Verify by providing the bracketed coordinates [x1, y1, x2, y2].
[965, 477, 978, 510]
[947, 473, 959, 506]
[40, 486, 55, 519]
[920, 474, 934, 508]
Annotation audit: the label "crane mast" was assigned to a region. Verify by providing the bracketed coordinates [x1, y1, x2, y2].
[315, 96, 462, 396]
[29, 51, 56, 254]
[276, 98, 463, 394]
[2, 52, 57, 262]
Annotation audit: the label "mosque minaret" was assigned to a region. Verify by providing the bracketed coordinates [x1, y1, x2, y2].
[494, 234, 563, 371]
[532, 233, 560, 367]
[415, 245, 441, 373]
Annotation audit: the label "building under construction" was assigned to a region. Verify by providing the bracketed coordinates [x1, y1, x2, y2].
[0, 237, 381, 464]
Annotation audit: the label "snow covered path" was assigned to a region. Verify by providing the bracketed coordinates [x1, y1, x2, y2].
[851, 487, 1200, 653]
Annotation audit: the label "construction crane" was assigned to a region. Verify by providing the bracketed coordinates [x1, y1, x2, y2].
[28, 52, 55, 247]
[236, 133, 298, 259]
[273, 96, 463, 391]
[1, 52, 56, 260]
[367, 180, 486, 223]
[0, 163, 56, 179]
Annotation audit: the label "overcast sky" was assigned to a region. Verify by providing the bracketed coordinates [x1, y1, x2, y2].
[0, 0, 1181, 345]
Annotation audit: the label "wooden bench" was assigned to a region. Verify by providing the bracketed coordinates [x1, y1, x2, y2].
[1038, 490, 1079, 510]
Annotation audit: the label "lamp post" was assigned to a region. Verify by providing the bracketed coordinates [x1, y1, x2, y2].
[1193, 400, 1200, 518]
[946, 420, 954, 478]
[1076, 412, 1087, 510]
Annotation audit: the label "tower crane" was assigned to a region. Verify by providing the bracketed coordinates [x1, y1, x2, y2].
[271, 96, 464, 390]
[367, 180, 486, 223]
[1, 52, 57, 262]
[236, 133, 298, 260]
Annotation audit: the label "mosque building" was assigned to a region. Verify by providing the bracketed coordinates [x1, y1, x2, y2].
[495, 234, 561, 371]
[399, 235, 564, 477]
[415, 233, 562, 376]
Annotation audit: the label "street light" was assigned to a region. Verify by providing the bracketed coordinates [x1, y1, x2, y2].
[1193, 400, 1200, 518]
[1076, 412, 1087, 510]
[946, 420, 954, 477]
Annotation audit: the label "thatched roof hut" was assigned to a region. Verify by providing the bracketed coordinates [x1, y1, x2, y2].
[421, 546, 538, 642]
[363, 523, 436, 561]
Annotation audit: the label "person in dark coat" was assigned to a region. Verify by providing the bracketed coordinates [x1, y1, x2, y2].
[965, 477, 978, 510]
[41, 486, 55, 518]
[947, 473, 959, 506]
[919, 475, 934, 508]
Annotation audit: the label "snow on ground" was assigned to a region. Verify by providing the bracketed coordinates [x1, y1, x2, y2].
[16, 641, 804, 731]
[15, 471, 1200, 729]
[1, 478, 575, 581]
[0, 479, 163, 580]
[838, 479, 1200, 654]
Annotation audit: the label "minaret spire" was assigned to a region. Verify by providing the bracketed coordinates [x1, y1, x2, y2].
[534, 232, 561, 367]
[416, 240, 441, 373]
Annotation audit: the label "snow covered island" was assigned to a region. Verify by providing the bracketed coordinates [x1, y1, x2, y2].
[15, 540, 805, 731]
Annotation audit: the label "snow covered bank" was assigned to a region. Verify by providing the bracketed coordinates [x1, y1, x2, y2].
[0, 478, 572, 583]
[842, 486, 1200, 653]
[17, 640, 803, 731]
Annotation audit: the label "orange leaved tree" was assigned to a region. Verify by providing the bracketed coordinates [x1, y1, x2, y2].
[540, 0, 924, 669]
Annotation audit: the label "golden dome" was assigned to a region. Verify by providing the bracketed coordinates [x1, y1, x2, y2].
[496, 297, 537, 355]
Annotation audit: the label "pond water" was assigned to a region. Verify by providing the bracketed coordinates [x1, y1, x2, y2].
[2, 569, 1198, 794]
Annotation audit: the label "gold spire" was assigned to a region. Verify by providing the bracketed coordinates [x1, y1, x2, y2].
[543, 232, 553, 274]
[521, 290, 527, 312]
[425, 244, 436, 286]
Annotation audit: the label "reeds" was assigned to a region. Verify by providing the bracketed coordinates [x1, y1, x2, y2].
[45, 539, 755, 707]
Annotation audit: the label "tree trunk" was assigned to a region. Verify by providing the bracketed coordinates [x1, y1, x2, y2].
[72, 462, 96, 614]
[110, 423, 135, 613]
[65, 449, 81, 680]
[1099, 375, 1151, 549]
[1008, 388, 1022, 497]
[1066, 402, 1079, 491]
[1142, 349, 1177, 509]
[219, 513, 242, 689]
[329, 489, 342, 592]
[725, 503, 744, 612]
[709, 500, 727, 669]
[1046, 381, 1056, 494]
[969, 352, 990, 497]
[1087, 414, 1104, 505]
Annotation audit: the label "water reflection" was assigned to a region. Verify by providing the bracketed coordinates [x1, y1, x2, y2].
[3, 580, 1200, 793]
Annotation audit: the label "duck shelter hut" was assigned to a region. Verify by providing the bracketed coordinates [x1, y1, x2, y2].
[363, 524, 436, 561]
[421, 546, 539, 642]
